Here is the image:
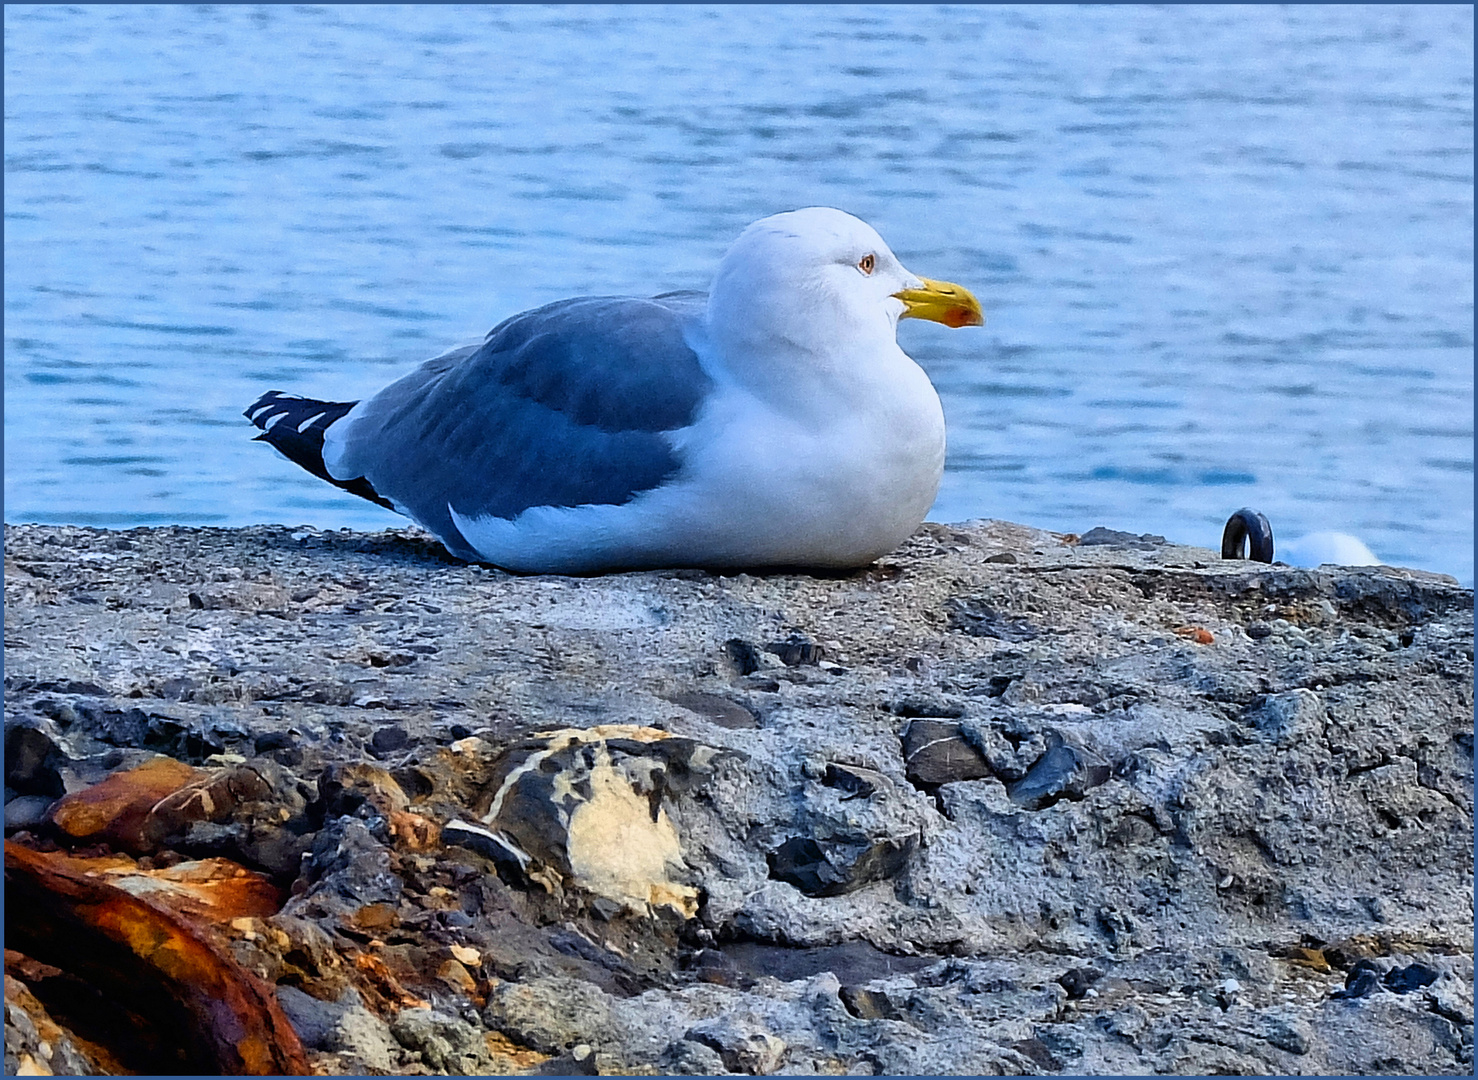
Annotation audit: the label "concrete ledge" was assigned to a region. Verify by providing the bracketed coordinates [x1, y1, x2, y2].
[5, 521, 1473, 1075]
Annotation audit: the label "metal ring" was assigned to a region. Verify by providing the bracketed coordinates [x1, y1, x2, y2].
[1221, 508, 1274, 562]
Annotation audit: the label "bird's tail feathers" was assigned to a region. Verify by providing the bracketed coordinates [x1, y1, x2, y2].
[244, 391, 394, 510]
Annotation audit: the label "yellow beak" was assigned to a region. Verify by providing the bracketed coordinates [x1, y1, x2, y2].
[894, 277, 985, 328]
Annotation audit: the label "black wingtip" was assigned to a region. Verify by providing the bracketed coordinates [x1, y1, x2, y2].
[246, 391, 394, 511]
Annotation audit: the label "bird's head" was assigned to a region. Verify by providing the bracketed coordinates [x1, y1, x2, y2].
[707, 207, 983, 369]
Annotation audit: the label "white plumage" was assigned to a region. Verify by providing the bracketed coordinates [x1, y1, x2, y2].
[256, 208, 983, 573]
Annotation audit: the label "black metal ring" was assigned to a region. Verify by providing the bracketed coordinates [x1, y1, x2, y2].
[1221, 508, 1274, 562]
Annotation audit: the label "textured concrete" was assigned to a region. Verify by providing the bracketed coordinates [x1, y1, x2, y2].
[4, 520, 1472, 1074]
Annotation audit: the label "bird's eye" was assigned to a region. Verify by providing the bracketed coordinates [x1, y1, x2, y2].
[858, 253, 875, 275]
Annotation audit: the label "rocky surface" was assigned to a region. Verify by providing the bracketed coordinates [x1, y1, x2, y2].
[4, 519, 1473, 1075]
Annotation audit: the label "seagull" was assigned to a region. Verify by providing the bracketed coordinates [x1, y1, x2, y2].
[246, 207, 983, 573]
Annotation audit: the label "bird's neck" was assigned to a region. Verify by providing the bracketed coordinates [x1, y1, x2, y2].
[703, 293, 908, 417]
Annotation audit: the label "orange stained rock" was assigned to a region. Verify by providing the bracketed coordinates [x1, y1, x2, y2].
[449, 943, 481, 967]
[351, 902, 400, 933]
[351, 952, 429, 1010]
[4, 950, 64, 984]
[484, 1029, 551, 1070]
[48, 756, 204, 849]
[91, 856, 282, 924]
[13, 849, 280, 926]
[437, 958, 478, 994]
[4, 840, 308, 1075]
[387, 810, 440, 851]
[1282, 947, 1333, 972]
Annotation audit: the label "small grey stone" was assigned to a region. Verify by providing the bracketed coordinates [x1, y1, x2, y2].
[1332, 963, 1384, 1000]
[1259, 1010, 1314, 1055]
[901, 718, 990, 785]
[1099, 1003, 1149, 1040]
[960, 718, 1047, 781]
[946, 598, 1041, 641]
[1056, 967, 1104, 1000]
[1035, 1023, 1085, 1060]
[4, 719, 69, 797]
[3, 794, 54, 832]
[1384, 962, 1440, 994]
[722, 638, 763, 676]
[275, 985, 342, 1050]
[665, 691, 760, 729]
[483, 976, 616, 1055]
[686, 1016, 786, 1074]
[766, 833, 913, 898]
[764, 634, 825, 667]
[1243, 688, 1324, 744]
[1007, 731, 1111, 809]
[1078, 526, 1167, 546]
[659, 1037, 730, 1075]
[390, 1007, 493, 1075]
[838, 986, 902, 1020]
[537, 1044, 601, 1075]
[370, 725, 410, 754]
[331, 1001, 400, 1072]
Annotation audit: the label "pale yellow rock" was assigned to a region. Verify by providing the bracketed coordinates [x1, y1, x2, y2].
[532, 723, 672, 744]
[437, 958, 477, 994]
[562, 740, 698, 918]
[450, 944, 481, 967]
[484, 1030, 549, 1073]
[14, 1053, 50, 1076]
[479, 724, 697, 917]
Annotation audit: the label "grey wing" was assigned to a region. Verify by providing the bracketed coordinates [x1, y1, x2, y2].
[327, 293, 713, 560]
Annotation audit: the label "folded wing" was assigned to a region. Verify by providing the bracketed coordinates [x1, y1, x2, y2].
[323, 292, 712, 561]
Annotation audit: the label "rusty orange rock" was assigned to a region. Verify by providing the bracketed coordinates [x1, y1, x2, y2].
[352, 951, 429, 1010]
[1173, 625, 1215, 645]
[351, 901, 400, 934]
[388, 809, 440, 851]
[86, 855, 283, 925]
[437, 957, 478, 994]
[47, 757, 271, 857]
[4, 949, 62, 984]
[48, 755, 204, 851]
[1280, 946, 1333, 972]
[484, 1029, 552, 1071]
[4, 840, 308, 1075]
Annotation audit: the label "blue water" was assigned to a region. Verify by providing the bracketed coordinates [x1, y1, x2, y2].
[6, 5, 1473, 583]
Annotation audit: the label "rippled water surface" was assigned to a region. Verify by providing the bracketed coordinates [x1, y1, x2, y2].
[6, 5, 1473, 582]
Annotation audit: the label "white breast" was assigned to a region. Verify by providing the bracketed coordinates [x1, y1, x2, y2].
[450, 345, 945, 573]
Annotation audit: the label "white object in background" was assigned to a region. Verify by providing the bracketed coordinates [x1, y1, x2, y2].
[1279, 531, 1380, 568]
